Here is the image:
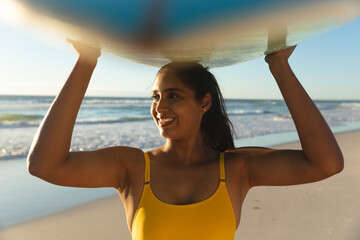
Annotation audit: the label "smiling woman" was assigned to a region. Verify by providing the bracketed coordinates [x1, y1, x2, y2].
[26, 39, 344, 240]
[152, 62, 235, 152]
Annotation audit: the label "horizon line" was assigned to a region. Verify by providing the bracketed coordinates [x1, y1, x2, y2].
[0, 93, 359, 102]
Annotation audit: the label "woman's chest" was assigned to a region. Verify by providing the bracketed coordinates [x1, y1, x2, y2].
[119, 153, 248, 232]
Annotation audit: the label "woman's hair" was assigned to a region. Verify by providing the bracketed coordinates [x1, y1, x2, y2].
[157, 61, 235, 152]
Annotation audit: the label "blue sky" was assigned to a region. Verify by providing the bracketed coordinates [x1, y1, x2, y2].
[0, 16, 359, 100]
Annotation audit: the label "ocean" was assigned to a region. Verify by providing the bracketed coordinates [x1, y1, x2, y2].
[1, 95, 360, 229]
[1, 95, 360, 160]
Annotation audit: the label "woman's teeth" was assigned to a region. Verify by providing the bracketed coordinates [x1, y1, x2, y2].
[159, 118, 174, 124]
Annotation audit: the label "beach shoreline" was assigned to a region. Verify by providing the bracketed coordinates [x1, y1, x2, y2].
[1, 130, 360, 240]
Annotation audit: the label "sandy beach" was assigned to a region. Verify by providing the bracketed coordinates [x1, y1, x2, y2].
[1, 130, 359, 240]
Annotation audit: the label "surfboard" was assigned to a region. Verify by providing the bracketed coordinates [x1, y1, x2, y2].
[2, 0, 359, 67]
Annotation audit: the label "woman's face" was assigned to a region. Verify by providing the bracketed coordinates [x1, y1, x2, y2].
[151, 71, 207, 140]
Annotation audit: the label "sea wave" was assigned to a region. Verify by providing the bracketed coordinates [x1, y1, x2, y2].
[248, 100, 280, 105]
[339, 102, 360, 109]
[82, 98, 152, 106]
[0, 113, 43, 121]
[0, 114, 43, 126]
[0, 114, 153, 128]
[76, 117, 153, 124]
[273, 116, 292, 122]
[228, 109, 275, 115]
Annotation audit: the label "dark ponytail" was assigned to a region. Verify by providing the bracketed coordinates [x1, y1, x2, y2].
[157, 62, 235, 152]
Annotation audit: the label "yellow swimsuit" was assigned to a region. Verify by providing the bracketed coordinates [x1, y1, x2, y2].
[131, 152, 237, 240]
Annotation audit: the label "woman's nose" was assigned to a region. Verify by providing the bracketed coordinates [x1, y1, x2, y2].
[155, 98, 169, 113]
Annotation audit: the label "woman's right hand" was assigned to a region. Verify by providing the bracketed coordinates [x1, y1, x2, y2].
[66, 39, 101, 64]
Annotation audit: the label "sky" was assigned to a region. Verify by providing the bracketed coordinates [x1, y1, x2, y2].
[0, 7, 359, 100]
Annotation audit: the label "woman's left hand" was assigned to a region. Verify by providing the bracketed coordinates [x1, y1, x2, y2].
[265, 45, 296, 65]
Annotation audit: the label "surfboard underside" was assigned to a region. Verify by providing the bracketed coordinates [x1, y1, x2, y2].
[4, 0, 360, 67]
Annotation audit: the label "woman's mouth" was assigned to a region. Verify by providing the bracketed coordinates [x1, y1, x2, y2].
[158, 117, 175, 127]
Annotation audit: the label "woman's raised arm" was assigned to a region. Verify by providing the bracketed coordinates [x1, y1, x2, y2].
[243, 46, 344, 188]
[27, 40, 141, 189]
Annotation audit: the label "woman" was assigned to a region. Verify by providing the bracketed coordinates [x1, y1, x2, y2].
[27, 41, 343, 239]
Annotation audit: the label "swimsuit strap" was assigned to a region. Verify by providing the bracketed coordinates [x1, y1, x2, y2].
[220, 152, 226, 182]
[144, 152, 151, 184]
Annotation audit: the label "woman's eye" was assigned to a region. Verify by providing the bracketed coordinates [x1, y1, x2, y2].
[152, 94, 160, 101]
[169, 93, 178, 99]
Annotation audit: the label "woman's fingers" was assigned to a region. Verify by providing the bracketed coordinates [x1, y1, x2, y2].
[265, 45, 297, 64]
[66, 38, 101, 61]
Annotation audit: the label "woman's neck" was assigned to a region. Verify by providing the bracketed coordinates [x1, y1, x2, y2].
[160, 137, 219, 166]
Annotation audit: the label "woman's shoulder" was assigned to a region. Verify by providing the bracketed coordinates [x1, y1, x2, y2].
[226, 146, 273, 155]
[143, 147, 165, 160]
[224, 146, 274, 166]
[105, 146, 145, 170]
[106, 145, 144, 157]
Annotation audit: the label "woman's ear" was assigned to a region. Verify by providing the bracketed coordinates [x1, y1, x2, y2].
[201, 93, 212, 113]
